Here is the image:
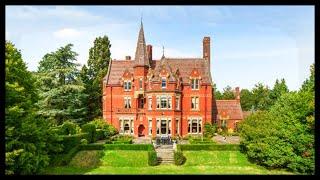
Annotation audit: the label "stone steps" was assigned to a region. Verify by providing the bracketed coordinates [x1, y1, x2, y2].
[155, 145, 174, 165]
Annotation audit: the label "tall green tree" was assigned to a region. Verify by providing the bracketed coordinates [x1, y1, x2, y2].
[269, 78, 289, 104]
[240, 89, 254, 111]
[5, 41, 62, 174]
[81, 36, 111, 121]
[300, 63, 314, 93]
[213, 83, 223, 100]
[221, 85, 235, 100]
[239, 64, 315, 174]
[36, 44, 87, 124]
[251, 83, 272, 110]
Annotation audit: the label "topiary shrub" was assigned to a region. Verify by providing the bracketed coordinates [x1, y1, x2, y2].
[148, 151, 158, 166]
[81, 123, 96, 143]
[174, 151, 186, 165]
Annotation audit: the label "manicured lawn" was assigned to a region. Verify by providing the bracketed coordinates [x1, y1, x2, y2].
[43, 150, 293, 175]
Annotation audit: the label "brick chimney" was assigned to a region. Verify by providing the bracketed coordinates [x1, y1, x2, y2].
[125, 56, 131, 60]
[203, 37, 210, 68]
[235, 87, 240, 102]
[147, 45, 152, 62]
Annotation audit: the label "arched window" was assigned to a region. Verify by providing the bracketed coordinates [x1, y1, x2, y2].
[124, 120, 130, 134]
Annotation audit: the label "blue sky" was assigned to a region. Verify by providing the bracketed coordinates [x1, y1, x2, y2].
[5, 6, 314, 91]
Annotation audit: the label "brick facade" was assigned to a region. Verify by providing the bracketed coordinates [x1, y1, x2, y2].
[102, 22, 243, 137]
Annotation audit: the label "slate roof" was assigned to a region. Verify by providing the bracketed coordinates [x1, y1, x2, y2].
[216, 100, 243, 120]
[104, 58, 212, 85]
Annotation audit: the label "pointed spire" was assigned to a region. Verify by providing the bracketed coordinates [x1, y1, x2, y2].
[162, 46, 165, 58]
[134, 19, 149, 67]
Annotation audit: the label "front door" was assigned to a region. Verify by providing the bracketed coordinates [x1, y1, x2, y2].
[138, 125, 145, 137]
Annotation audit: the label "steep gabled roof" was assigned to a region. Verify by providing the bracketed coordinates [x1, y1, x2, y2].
[103, 60, 134, 85]
[104, 58, 213, 85]
[216, 100, 243, 120]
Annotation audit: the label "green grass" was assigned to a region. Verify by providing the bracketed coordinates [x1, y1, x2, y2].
[43, 150, 293, 175]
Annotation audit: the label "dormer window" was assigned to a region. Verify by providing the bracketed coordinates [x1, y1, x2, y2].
[124, 80, 132, 91]
[191, 79, 199, 90]
[161, 77, 166, 88]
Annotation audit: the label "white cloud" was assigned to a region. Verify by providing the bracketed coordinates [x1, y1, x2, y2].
[53, 28, 81, 39]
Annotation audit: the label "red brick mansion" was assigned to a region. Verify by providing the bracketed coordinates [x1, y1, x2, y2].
[102, 22, 243, 137]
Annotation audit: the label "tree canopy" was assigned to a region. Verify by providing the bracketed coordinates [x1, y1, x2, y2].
[5, 41, 62, 174]
[80, 35, 111, 121]
[36, 44, 87, 124]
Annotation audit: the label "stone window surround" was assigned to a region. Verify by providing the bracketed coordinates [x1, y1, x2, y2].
[123, 80, 132, 91]
[187, 117, 202, 134]
[191, 96, 200, 110]
[119, 116, 134, 135]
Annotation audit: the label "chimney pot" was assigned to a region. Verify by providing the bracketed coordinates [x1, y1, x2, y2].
[125, 56, 131, 60]
[235, 87, 240, 101]
[147, 45, 152, 62]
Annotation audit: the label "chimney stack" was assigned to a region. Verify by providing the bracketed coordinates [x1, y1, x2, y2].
[203, 37, 210, 68]
[147, 45, 152, 62]
[125, 56, 131, 60]
[235, 87, 240, 102]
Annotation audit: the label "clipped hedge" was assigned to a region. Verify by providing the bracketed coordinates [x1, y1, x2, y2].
[104, 144, 154, 151]
[177, 144, 240, 151]
[60, 133, 89, 153]
[148, 151, 158, 166]
[80, 144, 105, 150]
[189, 138, 216, 144]
[174, 151, 186, 165]
[81, 123, 96, 143]
[50, 146, 80, 166]
[79, 144, 155, 151]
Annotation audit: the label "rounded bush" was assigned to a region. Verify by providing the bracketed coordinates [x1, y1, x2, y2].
[174, 151, 186, 165]
[80, 139, 88, 145]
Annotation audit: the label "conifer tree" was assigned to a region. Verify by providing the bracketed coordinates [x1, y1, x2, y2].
[36, 44, 87, 124]
[80, 36, 111, 121]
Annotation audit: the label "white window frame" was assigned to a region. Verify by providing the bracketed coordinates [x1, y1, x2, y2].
[156, 95, 172, 110]
[124, 80, 132, 91]
[124, 97, 132, 109]
[156, 117, 172, 135]
[188, 117, 202, 134]
[191, 78, 199, 90]
[119, 117, 134, 135]
[191, 96, 199, 110]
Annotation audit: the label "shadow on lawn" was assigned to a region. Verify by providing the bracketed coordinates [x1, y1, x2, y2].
[43, 150, 106, 175]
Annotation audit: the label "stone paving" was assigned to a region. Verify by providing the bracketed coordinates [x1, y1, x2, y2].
[213, 135, 240, 144]
[155, 145, 174, 165]
[132, 137, 152, 144]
